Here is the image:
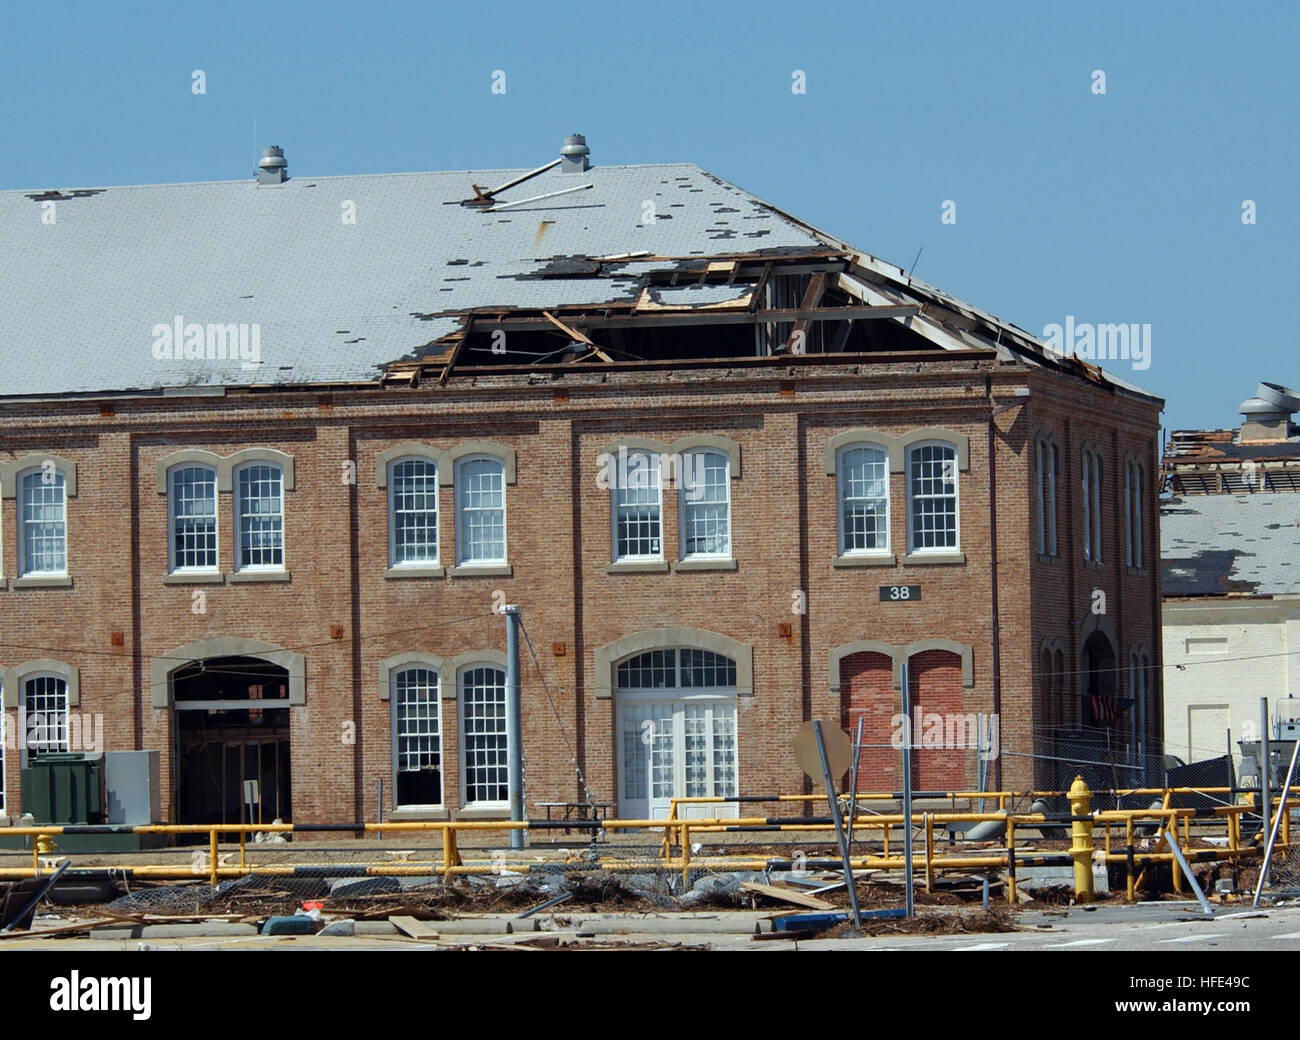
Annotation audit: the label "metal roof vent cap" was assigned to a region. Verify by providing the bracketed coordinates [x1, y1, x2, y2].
[257, 145, 288, 185]
[1239, 381, 1300, 444]
[560, 133, 590, 173]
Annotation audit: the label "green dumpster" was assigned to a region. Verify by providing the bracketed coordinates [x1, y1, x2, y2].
[21, 753, 105, 824]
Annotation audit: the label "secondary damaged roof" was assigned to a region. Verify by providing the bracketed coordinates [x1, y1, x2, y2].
[0, 156, 1164, 400]
[1162, 493, 1300, 597]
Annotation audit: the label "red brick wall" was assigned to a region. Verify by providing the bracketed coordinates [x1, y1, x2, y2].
[0, 358, 1163, 821]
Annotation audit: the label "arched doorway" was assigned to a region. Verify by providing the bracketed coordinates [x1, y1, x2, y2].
[174, 656, 292, 825]
[614, 648, 738, 820]
[1081, 631, 1117, 726]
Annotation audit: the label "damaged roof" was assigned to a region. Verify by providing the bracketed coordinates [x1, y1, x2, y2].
[0, 154, 1164, 400]
[1162, 493, 1300, 597]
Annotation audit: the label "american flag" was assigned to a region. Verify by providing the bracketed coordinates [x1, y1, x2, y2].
[1090, 695, 1134, 726]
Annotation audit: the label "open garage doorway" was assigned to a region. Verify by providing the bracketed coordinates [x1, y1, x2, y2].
[173, 656, 292, 825]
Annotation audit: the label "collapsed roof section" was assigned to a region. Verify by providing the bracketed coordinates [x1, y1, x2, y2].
[0, 138, 1159, 401]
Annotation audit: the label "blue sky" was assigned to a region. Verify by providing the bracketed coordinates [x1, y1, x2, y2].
[2, 0, 1293, 431]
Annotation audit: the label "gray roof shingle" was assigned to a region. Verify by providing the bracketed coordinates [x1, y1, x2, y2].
[0, 163, 822, 396]
[1162, 493, 1300, 597]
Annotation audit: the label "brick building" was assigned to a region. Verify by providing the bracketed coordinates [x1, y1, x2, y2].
[0, 136, 1163, 824]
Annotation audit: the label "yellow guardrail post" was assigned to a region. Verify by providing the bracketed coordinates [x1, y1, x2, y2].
[442, 825, 461, 878]
[681, 823, 691, 886]
[1170, 812, 1183, 895]
[209, 828, 219, 887]
[1069, 775, 1094, 903]
[1125, 815, 1136, 901]
[1006, 814, 1017, 904]
[924, 812, 934, 893]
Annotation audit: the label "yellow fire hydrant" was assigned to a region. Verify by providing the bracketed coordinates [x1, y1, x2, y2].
[1069, 775, 1094, 903]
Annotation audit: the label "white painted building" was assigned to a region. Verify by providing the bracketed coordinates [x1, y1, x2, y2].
[1162, 381, 1300, 774]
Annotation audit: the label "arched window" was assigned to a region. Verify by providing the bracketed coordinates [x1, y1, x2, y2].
[679, 450, 730, 559]
[1036, 438, 1059, 556]
[392, 666, 442, 808]
[460, 664, 509, 806]
[234, 462, 284, 571]
[615, 648, 738, 820]
[610, 451, 662, 562]
[907, 442, 959, 553]
[388, 457, 439, 567]
[168, 465, 218, 573]
[1125, 458, 1144, 569]
[837, 444, 890, 555]
[18, 467, 68, 576]
[1082, 447, 1103, 563]
[455, 456, 507, 566]
[22, 673, 69, 764]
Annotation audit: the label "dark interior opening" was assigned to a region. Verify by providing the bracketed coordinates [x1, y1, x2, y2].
[174, 656, 292, 826]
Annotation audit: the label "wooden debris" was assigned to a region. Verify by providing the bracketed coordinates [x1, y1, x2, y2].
[389, 915, 441, 939]
[739, 882, 836, 911]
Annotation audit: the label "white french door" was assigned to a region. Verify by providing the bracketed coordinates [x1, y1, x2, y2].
[616, 696, 738, 820]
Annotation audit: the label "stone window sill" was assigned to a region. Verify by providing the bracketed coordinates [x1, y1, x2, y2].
[1036, 552, 1061, 565]
[675, 558, 737, 572]
[228, 569, 291, 583]
[1125, 565, 1147, 577]
[164, 571, 225, 585]
[12, 575, 73, 588]
[385, 807, 449, 822]
[606, 560, 669, 574]
[902, 551, 966, 566]
[384, 565, 446, 579]
[455, 806, 510, 820]
[833, 553, 896, 568]
[449, 563, 513, 578]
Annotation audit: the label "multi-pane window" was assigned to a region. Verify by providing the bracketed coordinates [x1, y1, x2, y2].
[837, 445, 890, 554]
[236, 464, 284, 569]
[621, 702, 674, 802]
[679, 451, 730, 558]
[23, 675, 69, 763]
[1125, 458, 1144, 568]
[1083, 448, 1103, 563]
[1036, 439, 1059, 557]
[389, 457, 439, 567]
[907, 442, 959, 552]
[616, 648, 739, 810]
[393, 667, 442, 807]
[612, 451, 662, 560]
[169, 466, 218, 571]
[19, 469, 67, 575]
[461, 665, 509, 805]
[455, 457, 506, 565]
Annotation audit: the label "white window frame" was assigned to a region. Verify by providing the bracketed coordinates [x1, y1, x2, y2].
[20, 673, 70, 768]
[610, 450, 664, 563]
[906, 441, 960, 554]
[678, 450, 731, 561]
[387, 456, 439, 569]
[233, 461, 286, 572]
[167, 464, 219, 574]
[391, 665, 444, 810]
[454, 455, 508, 567]
[17, 466, 68, 577]
[1083, 447, 1104, 563]
[459, 664, 510, 808]
[614, 648, 740, 818]
[836, 443, 890, 556]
